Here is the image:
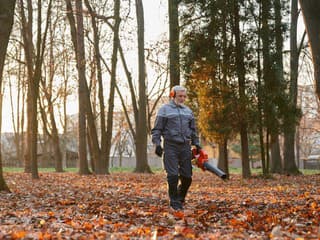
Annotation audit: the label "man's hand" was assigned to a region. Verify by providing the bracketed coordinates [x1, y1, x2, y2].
[155, 145, 163, 157]
[195, 144, 202, 154]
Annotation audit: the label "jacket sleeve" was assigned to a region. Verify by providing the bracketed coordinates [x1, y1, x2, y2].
[190, 112, 200, 146]
[151, 107, 167, 146]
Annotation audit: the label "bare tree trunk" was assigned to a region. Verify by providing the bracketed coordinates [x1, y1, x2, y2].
[299, 0, 320, 100]
[283, 0, 300, 174]
[134, 0, 151, 173]
[270, 0, 283, 173]
[270, 134, 282, 173]
[75, 0, 90, 174]
[19, 0, 33, 173]
[168, 0, 180, 87]
[48, 23, 63, 172]
[65, 0, 91, 174]
[255, 6, 267, 174]
[261, 0, 274, 176]
[233, 0, 251, 178]
[105, 0, 121, 174]
[84, 0, 108, 174]
[217, 138, 229, 178]
[0, 0, 16, 191]
[20, 0, 52, 179]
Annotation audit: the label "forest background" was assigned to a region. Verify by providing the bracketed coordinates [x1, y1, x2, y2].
[0, 0, 320, 187]
[0, 0, 320, 239]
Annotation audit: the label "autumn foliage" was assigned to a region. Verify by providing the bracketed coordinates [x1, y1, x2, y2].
[0, 171, 319, 239]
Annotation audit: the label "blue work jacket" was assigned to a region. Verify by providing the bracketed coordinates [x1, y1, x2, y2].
[151, 100, 200, 146]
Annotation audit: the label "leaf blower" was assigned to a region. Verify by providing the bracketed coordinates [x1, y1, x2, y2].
[192, 148, 227, 179]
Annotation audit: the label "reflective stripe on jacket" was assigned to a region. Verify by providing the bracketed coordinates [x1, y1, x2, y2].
[151, 100, 200, 146]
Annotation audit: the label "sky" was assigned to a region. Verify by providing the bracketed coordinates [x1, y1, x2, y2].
[1, 1, 309, 133]
[143, 0, 167, 42]
[1, 0, 169, 133]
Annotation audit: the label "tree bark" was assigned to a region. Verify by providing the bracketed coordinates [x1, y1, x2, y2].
[20, 0, 52, 179]
[134, 0, 151, 173]
[299, 0, 320, 100]
[283, 0, 300, 174]
[74, 0, 90, 174]
[270, 0, 283, 173]
[104, 0, 121, 175]
[270, 134, 282, 173]
[261, 0, 274, 175]
[65, 0, 91, 174]
[168, 0, 180, 87]
[84, 0, 108, 174]
[217, 138, 229, 178]
[19, 0, 33, 173]
[233, 0, 251, 178]
[0, 0, 16, 191]
[48, 23, 63, 172]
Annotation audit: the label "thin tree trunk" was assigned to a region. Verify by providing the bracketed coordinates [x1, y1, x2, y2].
[233, 0, 251, 178]
[134, 0, 151, 173]
[74, 0, 90, 174]
[270, 133, 282, 173]
[19, 0, 33, 173]
[217, 138, 229, 178]
[255, 5, 266, 174]
[168, 0, 180, 87]
[270, 0, 283, 173]
[0, 0, 16, 191]
[261, 0, 273, 176]
[48, 24, 63, 172]
[105, 0, 121, 174]
[283, 0, 300, 174]
[84, 0, 108, 174]
[65, 0, 92, 174]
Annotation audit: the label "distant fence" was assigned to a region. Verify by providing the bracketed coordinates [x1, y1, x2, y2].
[2, 152, 164, 169]
[303, 159, 320, 170]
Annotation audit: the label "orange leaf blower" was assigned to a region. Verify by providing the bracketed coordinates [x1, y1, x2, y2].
[192, 148, 227, 179]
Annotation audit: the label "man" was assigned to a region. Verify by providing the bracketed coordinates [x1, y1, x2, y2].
[151, 85, 201, 210]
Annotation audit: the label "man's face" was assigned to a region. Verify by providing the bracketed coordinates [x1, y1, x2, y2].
[174, 90, 187, 105]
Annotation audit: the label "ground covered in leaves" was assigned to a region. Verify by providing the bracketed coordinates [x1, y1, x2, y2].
[0, 171, 319, 239]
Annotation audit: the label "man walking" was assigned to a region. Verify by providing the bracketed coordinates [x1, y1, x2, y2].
[151, 85, 201, 210]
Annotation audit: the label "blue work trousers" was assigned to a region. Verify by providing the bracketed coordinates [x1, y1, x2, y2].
[163, 141, 192, 178]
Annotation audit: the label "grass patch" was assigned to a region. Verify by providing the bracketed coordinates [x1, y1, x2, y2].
[300, 169, 320, 175]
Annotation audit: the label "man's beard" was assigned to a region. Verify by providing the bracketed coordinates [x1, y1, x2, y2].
[174, 99, 185, 106]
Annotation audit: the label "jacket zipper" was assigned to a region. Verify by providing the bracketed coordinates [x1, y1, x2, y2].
[177, 107, 184, 142]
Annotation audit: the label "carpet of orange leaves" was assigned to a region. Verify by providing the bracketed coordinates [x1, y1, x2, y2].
[0, 171, 319, 239]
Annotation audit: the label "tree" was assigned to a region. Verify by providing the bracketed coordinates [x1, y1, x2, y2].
[270, 0, 285, 173]
[168, 0, 180, 87]
[299, 0, 320, 100]
[283, 0, 300, 174]
[104, 0, 121, 174]
[65, 0, 90, 174]
[83, 0, 112, 174]
[233, 0, 251, 178]
[134, 0, 151, 173]
[39, 13, 64, 172]
[20, 0, 53, 179]
[0, 0, 16, 191]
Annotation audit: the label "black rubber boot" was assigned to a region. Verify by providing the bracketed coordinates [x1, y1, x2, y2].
[167, 175, 183, 210]
[177, 176, 192, 205]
